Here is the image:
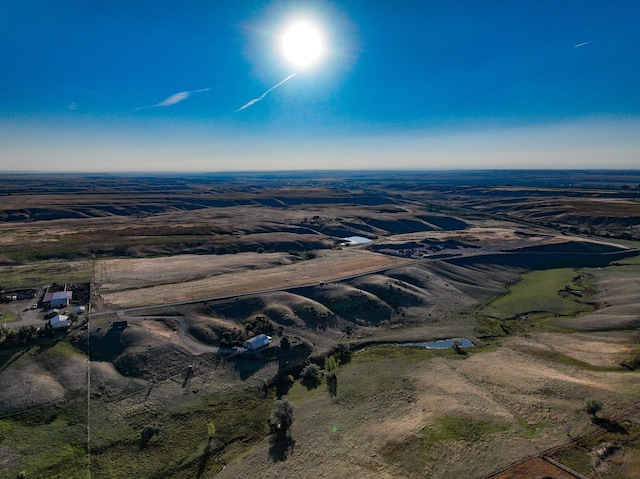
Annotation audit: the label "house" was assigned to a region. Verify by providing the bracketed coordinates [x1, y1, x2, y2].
[44, 291, 73, 308]
[50, 314, 71, 330]
[243, 334, 271, 351]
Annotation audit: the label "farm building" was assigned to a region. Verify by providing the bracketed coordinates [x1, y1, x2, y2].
[49, 314, 70, 330]
[74, 305, 86, 314]
[43, 291, 73, 308]
[243, 334, 271, 351]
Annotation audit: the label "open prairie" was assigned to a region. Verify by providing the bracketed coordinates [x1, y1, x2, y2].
[0, 171, 639, 478]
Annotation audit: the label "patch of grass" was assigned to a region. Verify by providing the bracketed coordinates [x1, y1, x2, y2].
[539, 349, 621, 372]
[422, 415, 509, 446]
[475, 316, 508, 337]
[382, 414, 511, 476]
[88, 388, 271, 479]
[353, 345, 447, 363]
[480, 268, 593, 320]
[0, 260, 92, 287]
[615, 253, 640, 266]
[286, 378, 323, 403]
[0, 398, 88, 478]
[515, 415, 549, 438]
[0, 311, 19, 323]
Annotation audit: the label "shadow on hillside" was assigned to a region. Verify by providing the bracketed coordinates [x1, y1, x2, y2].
[593, 416, 628, 434]
[0, 347, 30, 372]
[196, 441, 214, 478]
[232, 357, 269, 380]
[268, 435, 295, 462]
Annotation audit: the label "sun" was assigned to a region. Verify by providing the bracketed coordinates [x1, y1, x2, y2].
[281, 21, 324, 68]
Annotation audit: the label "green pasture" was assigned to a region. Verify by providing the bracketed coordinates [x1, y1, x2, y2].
[0, 311, 19, 323]
[0, 260, 92, 288]
[479, 268, 593, 320]
[0, 341, 89, 478]
[88, 388, 270, 479]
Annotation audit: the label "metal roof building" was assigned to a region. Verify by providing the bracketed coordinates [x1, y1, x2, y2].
[243, 334, 271, 351]
[43, 291, 73, 308]
[50, 314, 70, 330]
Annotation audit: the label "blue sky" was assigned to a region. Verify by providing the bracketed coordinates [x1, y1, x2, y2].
[1, 0, 639, 171]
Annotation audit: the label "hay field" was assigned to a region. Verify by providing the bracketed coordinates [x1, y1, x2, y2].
[95, 249, 409, 309]
[94, 252, 295, 292]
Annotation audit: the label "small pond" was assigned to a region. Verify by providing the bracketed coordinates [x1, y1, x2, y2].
[397, 338, 474, 349]
[355, 337, 474, 355]
[342, 236, 372, 245]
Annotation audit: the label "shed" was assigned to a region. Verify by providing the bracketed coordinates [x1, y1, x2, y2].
[243, 334, 271, 351]
[74, 305, 86, 314]
[50, 314, 70, 330]
[47, 291, 73, 308]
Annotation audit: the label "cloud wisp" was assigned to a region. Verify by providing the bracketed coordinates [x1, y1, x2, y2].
[135, 87, 211, 112]
[68, 86, 110, 100]
[574, 41, 591, 48]
[236, 73, 297, 112]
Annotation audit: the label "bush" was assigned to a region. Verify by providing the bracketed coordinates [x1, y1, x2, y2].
[300, 363, 322, 389]
[269, 396, 294, 437]
[585, 398, 603, 417]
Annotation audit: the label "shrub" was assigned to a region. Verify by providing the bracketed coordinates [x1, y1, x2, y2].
[585, 398, 603, 417]
[269, 396, 294, 437]
[300, 363, 322, 389]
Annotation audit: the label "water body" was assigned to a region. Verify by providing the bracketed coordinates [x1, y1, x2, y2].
[355, 337, 474, 355]
[342, 236, 372, 245]
[397, 338, 474, 349]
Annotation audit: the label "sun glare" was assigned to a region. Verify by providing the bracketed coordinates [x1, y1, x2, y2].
[281, 21, 324, 68]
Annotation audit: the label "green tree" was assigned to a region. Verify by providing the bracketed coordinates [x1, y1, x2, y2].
[207, 421, 216, 443]
[585, 398, 603, 417]
[300, 363, 322, 389]
[324, 355, 337, 373]
[269, 396, 294, 438]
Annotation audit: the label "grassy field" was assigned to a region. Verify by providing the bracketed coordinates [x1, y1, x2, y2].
[89, 388, 272, 479]
[479, 268, 594, 320]
[0, 340, 88, 478]
[0, 260, 92, 288]
[213, 331, 640, 479]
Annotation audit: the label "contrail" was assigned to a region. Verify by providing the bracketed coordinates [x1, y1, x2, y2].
[236, 73, 297, 112]
[135, 87, 211, 111]
[574, 41, 591, 48]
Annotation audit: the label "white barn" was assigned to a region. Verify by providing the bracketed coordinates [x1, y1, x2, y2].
[243, 334, 271, 351]
[50, 314, 70, 330]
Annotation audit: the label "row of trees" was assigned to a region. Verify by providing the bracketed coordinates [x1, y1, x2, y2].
[0, 323, 55, 348]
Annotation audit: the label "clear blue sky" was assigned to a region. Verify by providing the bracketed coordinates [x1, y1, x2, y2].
[1, 0, 639, 171]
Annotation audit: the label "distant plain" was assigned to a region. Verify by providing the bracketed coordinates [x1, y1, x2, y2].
[1, 170, 639, 478]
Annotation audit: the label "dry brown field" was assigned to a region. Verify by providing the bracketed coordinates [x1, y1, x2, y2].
[94, 248, 410, 309]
